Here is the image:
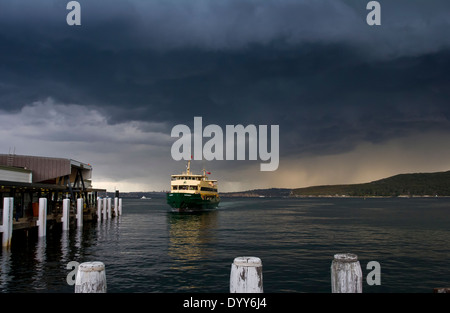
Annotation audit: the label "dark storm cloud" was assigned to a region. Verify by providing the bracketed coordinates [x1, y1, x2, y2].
[1, 0, 450, 163]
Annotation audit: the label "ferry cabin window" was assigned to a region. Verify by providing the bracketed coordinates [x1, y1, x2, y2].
[200, 187, 217, 192]
[172, 186, 178, 190]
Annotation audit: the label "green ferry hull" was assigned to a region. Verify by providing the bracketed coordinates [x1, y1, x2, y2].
[166, 192, 220, 212]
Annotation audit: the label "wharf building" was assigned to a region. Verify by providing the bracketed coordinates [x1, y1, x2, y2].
[0, 153, 106, 231]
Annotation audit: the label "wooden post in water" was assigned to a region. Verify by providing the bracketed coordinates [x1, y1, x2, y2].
[76, 198, 83, 228]
[118, 198, 122, 216]
[97, 197, 102, 222]
[62, 199, 70, 231]
[433, 288, 450, 293]
[74, 261, 107, 293]
[1, 197, 13, 247]
[331, 253, 363, 293]
[37, 198, 47, 237]
[230, 256, 263, 293]
[114, 197, 118, 217]
[107, 197, 112, 219]
[103, 198, 107, 220]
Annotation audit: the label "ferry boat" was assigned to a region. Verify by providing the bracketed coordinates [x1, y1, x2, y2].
[166, 160, 220, 212]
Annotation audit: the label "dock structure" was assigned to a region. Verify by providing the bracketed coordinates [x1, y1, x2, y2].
[0, 154, 114, 246]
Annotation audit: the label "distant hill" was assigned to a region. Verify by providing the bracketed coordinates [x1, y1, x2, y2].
[291, 170, 450, 197]
[219, 188, 292, 198]
[112, 170, 450, 198]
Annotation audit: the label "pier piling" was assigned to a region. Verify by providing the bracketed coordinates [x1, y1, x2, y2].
[37, 198, 47, 237]
[230, 256, 263, 293]
[331, 253, 363, 293]
[74, 261, 107, 293]
[103, 198, 107, 220]
[118, 198, 122, 216]
[107, 197, 112, 219]
[1, 197, 13, 247]
[97, 197, 102, 222]
[62, 199, 70, 231]
[76, 198, 83, 228]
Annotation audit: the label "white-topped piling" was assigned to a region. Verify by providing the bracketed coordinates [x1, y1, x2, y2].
[62, 199, 70, 231]
[103, 198, 107, 220]
[331, 253, 363, 293]
[118, 198, 122, 216]
[107, 197, 112, 219]
[1, 197, 14, 247]
[37, 198, 47, 237]
[97, 197, 102, 222]
[74, 261, 107, 293]
[230, 256, 263, 293]
[114, 197, 118, 217]
[76, 198, 83, 228]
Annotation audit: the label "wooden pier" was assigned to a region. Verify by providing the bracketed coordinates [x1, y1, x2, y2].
[2, 195, 121, 247]
[11, 206, 97, 231]
[0, 154, 119, 246]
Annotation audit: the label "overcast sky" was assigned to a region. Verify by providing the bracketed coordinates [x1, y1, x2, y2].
[1, 0, 450, 192]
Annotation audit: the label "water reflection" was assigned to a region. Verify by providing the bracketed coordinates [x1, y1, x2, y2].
[1, 198, 449, 293]
[75, 228, 82, 257]
[60, 230, 69, 266]
[167, 211, 218, 270]
[32, 237, 47, 291]
[0, 248, 11, 291]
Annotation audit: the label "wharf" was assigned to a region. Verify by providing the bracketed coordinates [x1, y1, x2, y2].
[12, 209, 97, 231]
[0, 154, 114, 244]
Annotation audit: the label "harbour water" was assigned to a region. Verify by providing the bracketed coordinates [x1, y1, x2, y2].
[1, 197, 450, 293]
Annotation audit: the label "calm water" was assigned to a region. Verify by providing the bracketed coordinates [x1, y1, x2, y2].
[1, 197, 450, 293]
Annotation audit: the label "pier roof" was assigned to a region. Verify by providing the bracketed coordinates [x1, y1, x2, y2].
[0, 154, 92, 183]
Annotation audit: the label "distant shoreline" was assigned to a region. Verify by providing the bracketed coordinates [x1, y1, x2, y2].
[112, 169, 450, 199]
[116, 192, 450, 199]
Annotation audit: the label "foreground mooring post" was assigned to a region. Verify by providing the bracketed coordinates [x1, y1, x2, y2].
[74, 261, 107, 293]
[230, 256, 263, 293]
[331, 253, 363, 293]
